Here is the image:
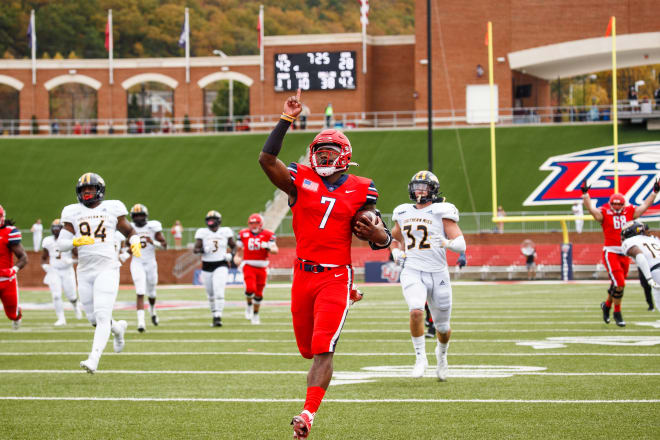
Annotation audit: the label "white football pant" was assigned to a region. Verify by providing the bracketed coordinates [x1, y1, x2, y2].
[202, 267, 228, 318]
[400, 267, 452, 334]
[46, 267, 77, 318]
[130, 258, 158, 298]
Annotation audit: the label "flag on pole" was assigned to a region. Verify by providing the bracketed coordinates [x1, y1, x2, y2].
[178, 16, 188, 48]
[484, 30, 488, 46]
[106, 10, 114, 85]
[256, 11, 262, 49]
[259, 5, 264, 81]
[358, 0, 369, 26]
[28, 10, 36, 85]
[27, 18, 33, 49]
[105, 14, 112, 51]
[179, 8, 190, 83]
[605, 16, 613, 36]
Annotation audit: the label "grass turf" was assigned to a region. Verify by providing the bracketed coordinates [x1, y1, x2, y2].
[1, 282, 659, 439]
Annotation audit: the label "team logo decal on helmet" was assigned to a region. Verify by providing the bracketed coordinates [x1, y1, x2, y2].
[309, 129, 357, 177]
[206, 210, 222, 228]
[130, 204, 149, 227]
[408, 170, 441, 204]
[76, 172, 106, 207]
[621, 220, 648, 240]
[608, 193, 626, 213]
[248, 213, 264, 233]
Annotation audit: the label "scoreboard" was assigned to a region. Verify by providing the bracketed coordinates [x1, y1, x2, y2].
[274, 51, 356, 92]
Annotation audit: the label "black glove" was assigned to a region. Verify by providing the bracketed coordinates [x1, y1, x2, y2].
[654, 178, 660, 193]
[580, 180, 590, 195]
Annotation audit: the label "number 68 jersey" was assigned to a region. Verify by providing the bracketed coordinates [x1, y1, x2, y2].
[60, 200, 128, 272]
[392, 202, 460, 272]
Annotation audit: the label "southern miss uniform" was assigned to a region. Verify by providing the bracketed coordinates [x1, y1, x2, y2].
[622, 234, 660, 284]
[129, 220, 162, 298]
[392, 201, 460, 332]
[42, 235, 77, 308]
[0, 225, 22, 321]
[195, 226, 235, 318]
[288, 162, 378, 358]
[600, 204, 635, 287]
[237, 227, 276, 299]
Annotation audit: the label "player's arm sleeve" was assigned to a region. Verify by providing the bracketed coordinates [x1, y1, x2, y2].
[151, 221, 163, 233]
[57, 228, 75, 252]
[635, 252, 654, 281]
[194, 229, 204, 240]
[369, 208, 393, 250]
[8, 227, 22, 245]
[111, 200, 129, 218]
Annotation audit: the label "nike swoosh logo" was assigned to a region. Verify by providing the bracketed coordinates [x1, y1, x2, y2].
[345, 190, 356, 193]
[335, 273, 343, 277]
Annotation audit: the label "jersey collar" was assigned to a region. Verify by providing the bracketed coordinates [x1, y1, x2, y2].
[321, 174, 348, 192]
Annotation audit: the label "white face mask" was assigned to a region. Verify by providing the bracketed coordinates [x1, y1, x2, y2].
[315, 166, 336, 177]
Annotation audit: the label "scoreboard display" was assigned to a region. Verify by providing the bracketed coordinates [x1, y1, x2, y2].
[274, 51, 357, 92]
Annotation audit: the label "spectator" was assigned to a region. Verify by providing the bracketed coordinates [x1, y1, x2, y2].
[51, 120, 60, 135]
[299, 104, 310, 130]
[496, 205, 506, 234]
[30, 219, 43, 251]
[324, 103, 333, 128]
[73, 121, 82, 135]
[654, 76, 660, 110]
[572, 201, 584, 233]
[628, 86, 639, 112]
[171, 220, 183, 249]
[521, 239, 536, 280]
[454, 251, 467, 279]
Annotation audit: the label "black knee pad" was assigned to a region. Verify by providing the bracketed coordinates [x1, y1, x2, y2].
[611, 288, 624, 299]
[245, 292, 254, 299]
[253, 295, 263, 303]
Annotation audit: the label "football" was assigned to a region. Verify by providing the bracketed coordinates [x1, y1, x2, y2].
[351, 210, 380, 240]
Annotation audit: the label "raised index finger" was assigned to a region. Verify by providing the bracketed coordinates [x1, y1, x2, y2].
[296, 88, 301, 102]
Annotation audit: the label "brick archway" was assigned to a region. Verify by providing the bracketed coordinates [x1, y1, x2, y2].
[44, 74, 101, 91]
[0, 74, 24, 91]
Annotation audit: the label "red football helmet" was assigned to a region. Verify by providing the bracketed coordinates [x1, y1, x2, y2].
[248, 213, 264, 233]
[309, 129, 357, 177]
[0, 204, 4, 227]
[609, 193, 626, 213]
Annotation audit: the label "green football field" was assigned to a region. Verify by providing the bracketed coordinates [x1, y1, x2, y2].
[1, 282, 659, 439]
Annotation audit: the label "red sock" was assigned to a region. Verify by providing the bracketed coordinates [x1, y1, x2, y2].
[605, 300, 612, 308]
[614, 304, 621, 313]
[303, 386, 325, 414]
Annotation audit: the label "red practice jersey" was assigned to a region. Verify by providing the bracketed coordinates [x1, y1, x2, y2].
[600, 204, 635, 248]
[288, 163, 378, 265]
[238, 228, 276, 267]
[0, 225, 21, 270]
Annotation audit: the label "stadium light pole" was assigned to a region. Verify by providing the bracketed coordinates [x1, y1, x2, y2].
[426, 0, 433, 172]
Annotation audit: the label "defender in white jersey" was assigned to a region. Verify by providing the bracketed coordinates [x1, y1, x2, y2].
[57, 172, 143, 374]
[621, 220, 660, 312]
[390, 171, 466, 381]
[193, 210, 237, 327]
[41, 219, 82, 325]
[129, 204, 167, 332]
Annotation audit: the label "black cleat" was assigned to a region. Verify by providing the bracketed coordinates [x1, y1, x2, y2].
[137, 325, 145, 333]
[613, 311, 626, 327]
[212, 316, 222, 327]
[425, 326, 436, 339]
[600, 302, 611, 324]
[151, 314, 159, 326]
[648, 305, 655, 312]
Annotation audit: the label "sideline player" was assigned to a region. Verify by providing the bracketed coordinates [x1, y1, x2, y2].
[259, 89, 391, 439]
[582, 179, 659, 326]
[621, 220, 660, 311]
[129, 204, 167, 332]
[0, 205, 28, 329]
[193, 210, 237, 327]
[41, 219, 83, 326]
[235, 213, 278, 325]
[390, 171, 465, 381]
[58, 172, 142, 373]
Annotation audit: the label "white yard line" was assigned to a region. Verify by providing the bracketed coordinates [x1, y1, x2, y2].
[0, 338, 576, 344]
[1, 396, 657, 403]
[3, 328, 659, 333]
[1, 352, 659, 357]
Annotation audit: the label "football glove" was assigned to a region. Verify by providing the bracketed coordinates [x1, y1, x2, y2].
[129, 235, 142, 258]
[0, 266, 17, 278]
[391, 248, 406, 266]
[654, 178, 660, 193]
[580, 179, 590, 195]
[73, 236, 95, 247]
[41, 264, 51, 273]
[649, 279, 660, 290]
[225, 253, 234, 263]
[260, 241, 271, 250]
[203, 245, 213, 254]
[119, 251, 130, 263]
[349, 285, 363, 305]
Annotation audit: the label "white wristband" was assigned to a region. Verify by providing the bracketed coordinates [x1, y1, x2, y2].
[445, 235, 466, 253]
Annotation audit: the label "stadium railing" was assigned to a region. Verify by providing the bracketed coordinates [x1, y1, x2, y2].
[2, 101, 658, 136]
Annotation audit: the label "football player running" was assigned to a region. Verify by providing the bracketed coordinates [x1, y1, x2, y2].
[128, 204, 167, 332]
[0, 205, 28, 330]
[582, 179, 659, 326]
[41, 219, 83, 326]
[235, 213, 278, 325]
[390, 171, 466, 381]
[58, 173, 142, 373]
[259, 89, 391, 439]
[193, 210, 237, 327]
[621, 220, 660, 312]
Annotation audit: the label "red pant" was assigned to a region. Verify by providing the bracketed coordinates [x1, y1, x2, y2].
[291, 264, 353, 359]
[0, 278, 21, 321]
[603, 249, 630, 288]
[243, 264, 267, 298]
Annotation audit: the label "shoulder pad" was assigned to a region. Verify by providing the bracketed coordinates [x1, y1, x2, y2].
[432, 202, 460, 221]
[148, 220, 163, 232]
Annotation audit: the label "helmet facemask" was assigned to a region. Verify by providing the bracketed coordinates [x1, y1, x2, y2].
[609, 193, 626, 214]
[248, 213, 264, 234]
[311, 145, 345, 177]
[132, 213, 147, 227]
[408, 171, 440, 204]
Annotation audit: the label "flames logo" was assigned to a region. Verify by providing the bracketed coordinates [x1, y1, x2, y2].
[524, 141, 660, 218]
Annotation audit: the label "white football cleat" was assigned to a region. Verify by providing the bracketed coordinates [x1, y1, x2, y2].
[54, 318, 67, 327]
[411, 358, 428, 378]
[74, 301, 83, 320]
[137, 318, 146, 333]
[113, 320, 128, 353]
[251, 314, 261, 325]
[80, 358, 98, 374]
[245, 304, 253, 320]
[11, 318, 21, 331]
[435, 344, 448, 382]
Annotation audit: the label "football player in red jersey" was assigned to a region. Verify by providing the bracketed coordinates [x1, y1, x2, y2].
[582, 179, 659, 326]
[0, 205, 28, 329]
[259, 89, 391, 439]
[235, 213, 278, 325]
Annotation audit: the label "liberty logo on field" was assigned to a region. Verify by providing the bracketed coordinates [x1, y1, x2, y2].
[523, 141, 660, 218]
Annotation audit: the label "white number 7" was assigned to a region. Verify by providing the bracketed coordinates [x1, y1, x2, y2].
[319, 197, 336, 229]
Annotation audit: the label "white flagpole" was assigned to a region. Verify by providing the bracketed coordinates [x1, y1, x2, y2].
[31, 10, 36, 85]
[185, 7, 190, 83]
[259, 5, 264, 82]
[109, 9, 114, 85]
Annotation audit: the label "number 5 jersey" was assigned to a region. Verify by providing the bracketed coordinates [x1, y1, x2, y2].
[60, 200, 128, 272]
[392, 202, 460, 272]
